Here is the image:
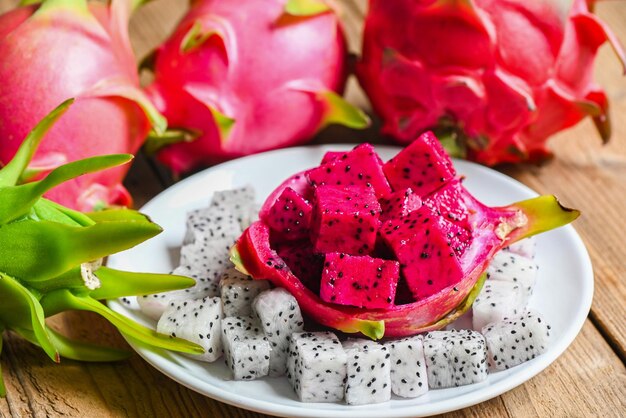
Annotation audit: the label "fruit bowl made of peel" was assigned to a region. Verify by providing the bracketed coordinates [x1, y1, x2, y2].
[139, 132, 578, 405]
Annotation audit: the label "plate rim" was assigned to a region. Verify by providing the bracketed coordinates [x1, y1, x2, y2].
[108, 144, 594, 418]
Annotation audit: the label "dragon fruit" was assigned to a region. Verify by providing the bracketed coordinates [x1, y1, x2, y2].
[482, 310, 551, 370]
[287, 331, 347, 402]
[379, 188, 422, 221]
[156, 297, 223, 362]
[423, 179, 471, 230]
[145, 0, 368, 174]
[383, 132, 456, 197]
[358, 0, 626, 165]
[319, 253, 400, 309]
[232, 139, 579, 339]
[423, 329, 488, 388]
[275, 241, 323, 294]
[310, 185, 382, 255]
[219, 268, 270, 317]
[252, 288, 305, 376]
[263, 187, 312, 241]
[221, 316, 271, 380]
[487, 252, 538, 299]
[0, 0, 165, 210]
[384, 336, 428, 398]
[307, 144, 392, 199]
[342, 339, 391, 405]
[472, 280, 528, 332]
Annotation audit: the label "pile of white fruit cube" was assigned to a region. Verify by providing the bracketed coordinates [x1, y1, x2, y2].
[135, 187, 550, 405]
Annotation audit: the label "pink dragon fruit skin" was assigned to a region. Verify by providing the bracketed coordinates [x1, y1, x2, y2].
[147, 0, 368, 174]
[0, 0, 163, 210]
[358, 0, 626, 165]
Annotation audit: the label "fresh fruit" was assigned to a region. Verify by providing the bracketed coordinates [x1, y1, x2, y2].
[307, 144, 392, 199]
[287, 331, 347, 403]
[379, 206, 465, 300]
[252, 288, 305, 377]
[482, 310, 551, 370]
[275, 240, 323, 294]
[263, 187, 312, 241]
[0, 0, 165, 210]
[504, 237, 537, 259]
[423, 330, 488, 388]
[379, 188, 422, 221]
[382, 131, 456, 197]
[232, 137, 580, 339]
[219, 268, 270, 317]
[319, 253, 400, 309]
[471, 280, 528, 332]
[221, 316, 271, 380]
[342, 339, 391, 405]
[310, 185, 382, 255]
[487, 252, 538, 299]
[156, 297, 223, 362]
[384, 336, 428, 398]
[358, 0, 626, 165]
[146, 0, 368, 174]
[0, 101, 202, 397]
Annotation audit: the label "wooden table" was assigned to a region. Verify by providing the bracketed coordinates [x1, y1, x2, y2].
[1, 1, 625, 417]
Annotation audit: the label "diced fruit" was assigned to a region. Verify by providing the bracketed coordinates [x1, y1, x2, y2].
[310, 185, 381, 255]
[423, 179, 471, 230]
[342, 339, 391, 405]
[156, 297, 223, 362]
[252, 288, 305, 377]
[380, 207, 464, 300]
[219, 268, 270, 317]
[379, 188, 422, 221]
[221, 316, 271, 380]
[503, 237, 536, 259]
[482, 310, 551, 370]
[275, 241, 323, 294]
[263, 187, 312, 241]
[487, 251, 538, 299]
[307, 143, 392, 199]
[320, 151, 345, 164]
[472, 280, 528, 332]
[319, 253, 400, 309]
[383, 131, 455, 197]
[384, 336, 428, 398]
[287, 332, 347, 402]
[423, 329, 488, 388]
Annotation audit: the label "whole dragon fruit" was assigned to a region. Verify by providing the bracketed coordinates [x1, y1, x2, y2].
[145, 0, 369, 175]
[357, 0, 626, 165]
[0, 0, 165, 210]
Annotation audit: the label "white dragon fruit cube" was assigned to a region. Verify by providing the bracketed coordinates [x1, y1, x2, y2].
[482, 310, 551, 370]
[503, 237, 536, 259]
[156, 296, 222, 362]
[487, 251, 538, 298]
[253, 288, 304, 376]
[423, 329, 488, 389]
[384, 336, 428, 398]
[220, 268, 270, 317]
[221, 316, 270, 380]
[472, 280, 528, 332]
[342, 339, 391, 405]
[287, 332, 347, 403]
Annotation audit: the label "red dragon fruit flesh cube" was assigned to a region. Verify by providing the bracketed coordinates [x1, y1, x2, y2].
[310, 185, 381, 255]
[320, 252, 400, 309]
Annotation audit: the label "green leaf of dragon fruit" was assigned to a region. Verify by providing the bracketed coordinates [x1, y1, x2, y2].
[0, 101, 205, 397]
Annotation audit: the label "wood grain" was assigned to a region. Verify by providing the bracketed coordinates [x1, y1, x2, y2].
[0, 0, 625, 417]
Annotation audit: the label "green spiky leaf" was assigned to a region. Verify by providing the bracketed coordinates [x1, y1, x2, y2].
[0, 219, 162, 282]
[0, 330, 5, 397]
[143, 128, 200, 155]
[180, 20, 220, 53]
[284, 0, 331, 16]
[85, 208, 153, 224]
[17, 326, 131, 362]
[89, 267, 195, 300]
[40, 290, 204, 354]
[0, 99, 73, 187]
[508, 195, 581, 243]
[317, 90, 371, 131]
[0, 154, 132, 225]
[209, 106, 236, 144]
[0, 272, 58, 362]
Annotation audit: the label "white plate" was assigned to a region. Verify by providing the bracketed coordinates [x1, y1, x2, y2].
[107, 145, 593, 418]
